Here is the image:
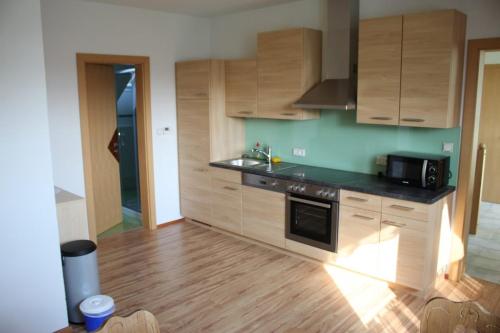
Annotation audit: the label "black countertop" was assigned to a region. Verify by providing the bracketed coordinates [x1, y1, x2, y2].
[209, 159, 455, 204]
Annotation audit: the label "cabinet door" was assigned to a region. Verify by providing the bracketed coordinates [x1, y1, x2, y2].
[177, 99, 211, 223]
[242, 186, 286, 248]
[226, 60, 257, 117]
[378, 214, 429, 289]
[400, 10, 466, 128]
[337, 205, 380, 275]
[357, 16, 402, 126]
[211, 179, 242, 234]
[176, 60, 210, 100]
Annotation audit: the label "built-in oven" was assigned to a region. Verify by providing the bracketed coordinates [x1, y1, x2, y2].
[285, 182, 339, 252]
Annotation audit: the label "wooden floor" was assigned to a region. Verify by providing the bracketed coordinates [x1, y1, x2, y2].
[74, 221, 500, 333]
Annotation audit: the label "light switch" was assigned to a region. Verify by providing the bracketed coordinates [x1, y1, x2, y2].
[293, 148, 306, 157]
[156, 127, 170, 136]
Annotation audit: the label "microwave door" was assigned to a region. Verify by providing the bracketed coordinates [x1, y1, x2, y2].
[421, 159, 428, 188]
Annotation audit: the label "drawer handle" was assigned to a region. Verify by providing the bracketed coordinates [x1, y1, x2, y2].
[370, 116, 392, 120]
[194, 168, 208, 172]
[281, 112, 297, 116]
[346, 196, 368, 202]
[401, 118, 425, 123]
[352, 214, 374, 221]
[237, 111, 253, 115]
[390, 204, 415, 211]
[223, 186, 238, 191]
[382, 220, 406, 228]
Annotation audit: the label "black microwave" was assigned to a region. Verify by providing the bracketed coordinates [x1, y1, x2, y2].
[386, 152, 450, 190]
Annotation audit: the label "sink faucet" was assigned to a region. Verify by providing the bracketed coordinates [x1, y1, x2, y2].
[252, 146, 272, 165]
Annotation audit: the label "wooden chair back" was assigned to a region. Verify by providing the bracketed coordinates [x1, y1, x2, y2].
[95, 310, 160, 333]
[421, 297, 500, 333]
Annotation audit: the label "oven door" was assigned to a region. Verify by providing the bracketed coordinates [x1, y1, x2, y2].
[285, 194, 338, 252]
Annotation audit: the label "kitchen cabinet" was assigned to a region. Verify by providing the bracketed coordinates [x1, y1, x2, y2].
[400, 10, 466, 128]
[339, 189, 452, 291]
[225, 59, 258, 117]
[242, 185, 286, 248]
[357, 10, 466, 128]
[257, 28, 322, 120]
[175, 60, 245, 224]
[378, 214, 429, 288]
[337, 205, 380, 276]
[357, 16, 402, 126]
[210, 168, 242, 234]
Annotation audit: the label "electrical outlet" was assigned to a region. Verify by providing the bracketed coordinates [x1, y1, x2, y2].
[375, 155, 387, 166]
[442, 142, 454, 153]
[293, 148, 306, 157]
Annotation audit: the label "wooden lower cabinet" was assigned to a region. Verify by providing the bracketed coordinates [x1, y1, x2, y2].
[242, 186, 286, 248]
[179, 166, 211, 224]
[378, 214, 429, 288]
[210, 175, 243, 235]
[337, 206, 380, 276]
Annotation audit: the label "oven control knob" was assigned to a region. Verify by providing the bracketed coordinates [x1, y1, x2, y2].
[322, 191, 329, 198]
[428, 176, 436, 183]
[299, 185, 306, 193]
[428, 166, 437, 174]
[328, 192, 335, 199]
[293, 185, 300, 191]
[316, 190, 324, 196]
[287, 184, 294, 191]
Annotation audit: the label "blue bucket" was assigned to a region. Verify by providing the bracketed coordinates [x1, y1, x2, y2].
[79, 295, 115, 332]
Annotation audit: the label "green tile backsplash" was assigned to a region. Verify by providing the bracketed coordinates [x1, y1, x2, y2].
[245, 111, 461, 185]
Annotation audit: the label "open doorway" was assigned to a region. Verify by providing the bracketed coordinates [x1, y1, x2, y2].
[466, 50, 500, 284]
[77, 54, 156, 242]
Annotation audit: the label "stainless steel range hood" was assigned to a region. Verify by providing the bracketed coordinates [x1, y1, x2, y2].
[293, 0, 359, 111]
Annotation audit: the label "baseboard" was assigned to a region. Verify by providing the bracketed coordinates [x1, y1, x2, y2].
[157, 218, 185, 228]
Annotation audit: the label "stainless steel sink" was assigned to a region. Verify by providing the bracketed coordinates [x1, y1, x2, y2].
[227, 158, 264, 167]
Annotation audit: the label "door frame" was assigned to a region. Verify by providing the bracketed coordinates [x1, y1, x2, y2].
[76, 53, 157, 241]
[449, 38, 500, 281]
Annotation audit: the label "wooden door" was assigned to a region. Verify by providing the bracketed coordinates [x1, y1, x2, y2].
[378, 214, 428, 289]
[357, 16, 402, 126]
[337, 205, 380, 275]
[242, 186, 286, 248]
[225, 59, 257, 117]
[177, 99, 212, 223]
[400, 10, 465, 128]
[86, 64, 123, 234]
[479, 64, 500, 203]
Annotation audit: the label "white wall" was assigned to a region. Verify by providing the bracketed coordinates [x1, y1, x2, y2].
[42, 0, 211, 224]
[0, 1, 68, 332]
[211, 0, 500, 59]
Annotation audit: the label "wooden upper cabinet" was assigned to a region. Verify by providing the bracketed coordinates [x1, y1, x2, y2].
[400, 10, 466, 128]
[257, 28, 322, 120]
[225, 59, 258, 118]
[176, 60, 210, 100]
[357, 10, 466, 128]
[357, 16, 402, 126]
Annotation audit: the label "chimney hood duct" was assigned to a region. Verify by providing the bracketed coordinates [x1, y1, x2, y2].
[293, 0, 359, 111]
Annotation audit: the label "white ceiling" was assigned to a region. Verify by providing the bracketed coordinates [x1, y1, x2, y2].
[79, 0, 301, 17]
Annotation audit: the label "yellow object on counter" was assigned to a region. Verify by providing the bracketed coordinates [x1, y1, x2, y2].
[271, 156, 282, 164]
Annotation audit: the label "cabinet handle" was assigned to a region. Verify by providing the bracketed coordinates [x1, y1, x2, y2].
[194, 168, 208, 172]
[370, 116, 392, 120]
[281, 112, 297, 116]
[382, 220, 406, 228]
[352, 214, 375, 221]
[195, 92, 207, 97]
[401, 118, 425, 123]
[237, 111, 253, 115]
[389, 204, 415, 211]
[346, 196, 368, 202]
[223, 186, 238, 191]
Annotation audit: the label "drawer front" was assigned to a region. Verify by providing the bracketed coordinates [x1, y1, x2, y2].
[242, 186, 285, 248]
[226, 101, 257, 117]
[337, 206, 381, 275]
[378, 214, 429, 289]
[382, 197, 432, 221]
[340, 190, 382, 212]
[211, 179, 242, 234]
[209, 167, 241, 184]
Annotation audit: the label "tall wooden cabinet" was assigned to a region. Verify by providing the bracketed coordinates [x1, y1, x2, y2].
[257, 28, 322, 120]
[357, 10, 466, 128]
[176, 60, 245, 224]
